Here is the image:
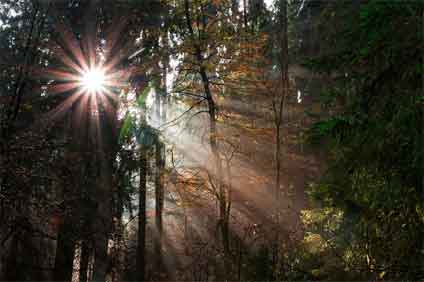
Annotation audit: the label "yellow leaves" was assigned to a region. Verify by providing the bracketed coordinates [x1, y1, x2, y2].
[247, 174, 268, 185]
[234, 123, 275, 140]
[301, 207, 344, 229]
[176, 173, 204, 188]
[303, 232, 327, 254]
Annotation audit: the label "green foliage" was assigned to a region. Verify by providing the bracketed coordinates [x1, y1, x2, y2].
[300, 0, 424, 280]
[119, 112, 135, 144]
[136, 85, 151, 108]
[119, 84, 159, 146]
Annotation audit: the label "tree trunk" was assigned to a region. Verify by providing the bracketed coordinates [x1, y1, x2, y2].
[92, 236, 108, 281]
[53, 220, 75, 281]
[184, 0, 231, 276]
[3, 233, 20, 281]
[275, 126, 282, 198]
[161, 57, 168, 123]
[243, 0, 248, 29]
[92, 152, 113, 281]
[272, 0, 289, 279]
[275, 0, 289, 198]
[79, 240, 90, 282]
[154, 140, 165, 277]
[155, 67, 161, 123]
[136, 148, 147, 282]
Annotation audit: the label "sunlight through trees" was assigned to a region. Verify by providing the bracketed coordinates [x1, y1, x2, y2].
[0, 0, 422, 281]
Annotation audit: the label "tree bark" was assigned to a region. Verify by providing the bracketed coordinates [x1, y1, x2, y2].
[154, 139, 165, 278]
[79, 240, 90, 282]
[53, 220, 76, 281]
[136, 148, 147, 282]
[161, 56, 168, 123]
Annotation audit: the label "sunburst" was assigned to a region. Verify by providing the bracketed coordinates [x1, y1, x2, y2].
[35, 19, 134, 143]
[79, 67, 107, 94]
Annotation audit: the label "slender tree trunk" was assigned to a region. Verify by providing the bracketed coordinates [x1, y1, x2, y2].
[3, 233, 19, 280]
[110, 170, 125, 282]
[275, 0, 289, 199]
[223, 159, 233, 259]
[79, 241, 90, 282]
[272, 0, 289, 279]
[275, 125, 282, 198]
[200, 48, 230, 261]
[243, 0, 248, 29]
[136, 148, 147, 282]
[154, 42, 168, 277]
[184, 0, 231, 276]
[161, 56, 168, 123]
[154, 140, 165, 277]
[155, 67, 161, 123]
[79, 189, 93, 282]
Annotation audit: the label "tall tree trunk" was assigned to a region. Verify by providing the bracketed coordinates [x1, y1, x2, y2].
[92, 75, 119, 280]
[275, 0, 289, 199]
[79, 240, 90, 282]
[200, 68, 229, 257]
[53, 220, 76, 281]
[243, 0, 248, 29]
[79, 182, 93, 282]
[272, 0, 289, 279]
[154, 140, 165, 277]
[92, 236, 108, 281]
[184, 0, 231, 276]
[136, 148, 147, 282]
[109, 168, 125, 282]
[155, 66, 161, 123]
[92, 138, 114, 281]
[161, 56, 168, 123]
[3, 233, 20, 281]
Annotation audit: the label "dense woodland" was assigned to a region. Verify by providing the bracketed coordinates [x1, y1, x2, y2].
[0, 0, 423, 281]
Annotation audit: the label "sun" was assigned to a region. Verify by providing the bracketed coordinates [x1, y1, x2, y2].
[80, 68, 106, 93]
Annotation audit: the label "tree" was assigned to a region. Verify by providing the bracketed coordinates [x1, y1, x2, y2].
[300, 1, 423, 280]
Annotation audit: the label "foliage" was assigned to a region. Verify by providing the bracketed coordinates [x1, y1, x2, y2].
[301, 1, 424, 280]
[119, 84, 159, 147]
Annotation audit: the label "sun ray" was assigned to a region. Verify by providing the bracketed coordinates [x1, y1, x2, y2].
[47, 82, 81, 95]
[89, 92, 103, 151]
[101, 87, 120, 103]
[45, 89, 85, 122]
[73, 92, 90, 142]
[43, 69, 83, 82]
[33, 15, 139, 153]
[50, 47, 86, 75]
[54, 22, 90, 72]
[97, 90, 118, 136]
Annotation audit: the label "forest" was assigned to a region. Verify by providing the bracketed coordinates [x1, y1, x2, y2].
[0, 0, 422, 281]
